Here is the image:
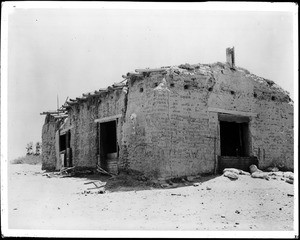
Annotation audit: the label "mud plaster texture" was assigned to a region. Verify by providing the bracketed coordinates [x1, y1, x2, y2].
[41, 62, 294, 179]
[41, 115, 60, 171]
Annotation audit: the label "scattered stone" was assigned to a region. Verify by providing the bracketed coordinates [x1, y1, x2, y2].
[98, 190, 105, 194]
[283, 172, 294, 179]
[249, 165, 262, 174]
[223, 168, 240, 175]
[223, 171, 239, 180]
[13, 208, 17, 210]
[193, 182, 200, 187]
[285, 179, 293, 184]
[251, 171, 270, 180]
[171, 193, 181, 196]
[240, 170, 250, 176]
[235, 222, 239, 225]
[268, 171, 284, 177]
[206, 186, 212, 190]
[235, 210, 240, 214]
[221, 215, 225, 218]
[279, 208, 282, 211]
[287, 193, 294, 197]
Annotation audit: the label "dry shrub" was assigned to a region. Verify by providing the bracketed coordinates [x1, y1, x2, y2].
[11, 155, 42, 165]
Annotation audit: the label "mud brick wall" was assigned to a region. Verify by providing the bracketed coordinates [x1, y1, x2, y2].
[122, 63, 294, 178]
[69, 89, 126, 168]
[250, 81, 294, 170]
[41, 115, 60, 170]
[122, 69, 217, 178]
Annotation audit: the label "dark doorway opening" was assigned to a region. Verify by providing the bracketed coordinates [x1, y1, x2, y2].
[220, 121, 249, 157]
[99, 120, 117, 171]
[59, 130, 72, 167]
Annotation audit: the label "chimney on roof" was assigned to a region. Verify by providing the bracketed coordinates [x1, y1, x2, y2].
[226, 47, 235, 68]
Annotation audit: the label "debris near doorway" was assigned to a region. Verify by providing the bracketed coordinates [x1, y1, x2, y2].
[223, 171, 239, 180]
[249, 164, 294, 183]
[84, 180, 106, 190]
[96, 164, 116, 177]
[222, 168, 251, 180]
[223, 168, 250, 176]
[60, 166, 76, 177]
[249, 165, 270, 180]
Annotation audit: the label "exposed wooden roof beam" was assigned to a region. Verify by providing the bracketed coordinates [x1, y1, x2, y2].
[40, 110, 65, 115]
[135, 68, 167, 73]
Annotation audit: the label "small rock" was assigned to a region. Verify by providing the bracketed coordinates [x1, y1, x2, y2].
[223, 171, 239, 180]
[287, 193, 294, 197]
[13, 208, 17, 210]
[235, 222, 239, 225]
[193, 183, 200, 187]
[58, 207, 60, 210]
[223, 168, 240, 175]
[249, 165, 262, 174]
[283, 172, 294, 179]
[206, 186, 211, 190]
[221, 215, 225, 218]
[235, 210, 240, 214]
[285, 179, 293, 184]
[240, 170, 250, 175]
[171, 193, 181, 196]
[98, 190, 105, 194]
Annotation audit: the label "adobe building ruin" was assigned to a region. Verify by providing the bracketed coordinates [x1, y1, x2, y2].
[41, 48, 294, 179]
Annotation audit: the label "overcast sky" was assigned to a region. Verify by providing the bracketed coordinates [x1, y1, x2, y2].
[2, 2, 297, 161]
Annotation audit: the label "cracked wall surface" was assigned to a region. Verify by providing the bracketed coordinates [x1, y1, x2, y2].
[67, 89, 127, 169]
[121, 63, 293, 178]
[41, 62, 294, 177]
[41, 115, 60, 170]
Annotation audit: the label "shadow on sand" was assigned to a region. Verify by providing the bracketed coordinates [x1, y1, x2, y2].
[56, 170, 221, 193]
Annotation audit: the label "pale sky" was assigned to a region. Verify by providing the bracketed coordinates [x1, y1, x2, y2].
[2, 2, 298, 161]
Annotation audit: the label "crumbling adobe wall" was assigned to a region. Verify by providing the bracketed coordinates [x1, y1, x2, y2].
[41, 114, 59, 171]
[207, 63, 294, 170]
[250, 78, 293, 170]
[122, 63, 294, 178]
[122, 67, 218, 178]
[69, 89, 126, 169]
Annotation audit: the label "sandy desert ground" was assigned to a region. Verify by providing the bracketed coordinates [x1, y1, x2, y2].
[5, 163, 296, 235]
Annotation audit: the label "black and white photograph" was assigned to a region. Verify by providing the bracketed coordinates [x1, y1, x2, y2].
[1, 2, 298, 238]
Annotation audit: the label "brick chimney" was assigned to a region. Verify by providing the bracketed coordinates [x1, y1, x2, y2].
[226, 47, 235, 68]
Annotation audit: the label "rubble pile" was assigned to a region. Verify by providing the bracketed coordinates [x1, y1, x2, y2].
[222, 164, 294, 184]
